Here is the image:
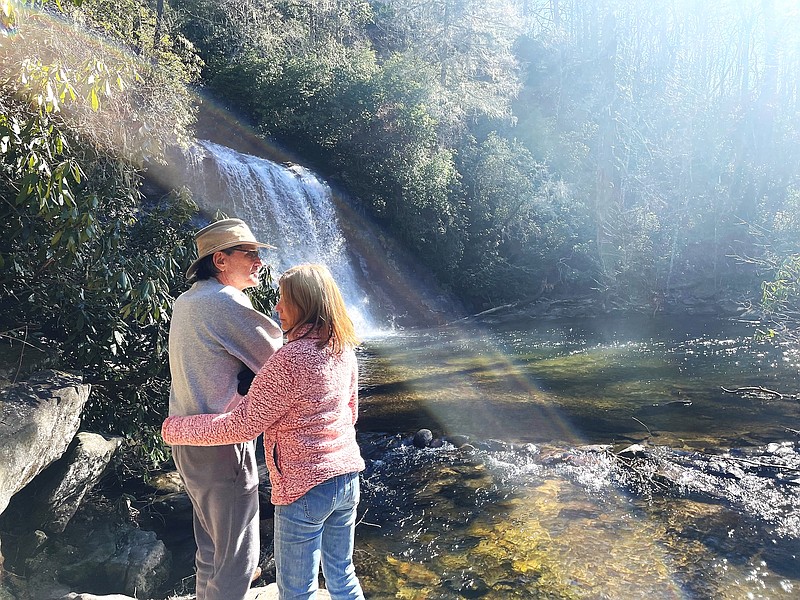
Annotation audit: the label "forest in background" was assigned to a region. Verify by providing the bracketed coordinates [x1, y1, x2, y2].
[1, 0, 799, 471]
[178, 0, 800, 311]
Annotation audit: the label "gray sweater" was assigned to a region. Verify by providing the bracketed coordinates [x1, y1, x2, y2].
[168, 278, 283, 416]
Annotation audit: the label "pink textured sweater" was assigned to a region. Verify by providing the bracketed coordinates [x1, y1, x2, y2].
[162, 331, 365, 505]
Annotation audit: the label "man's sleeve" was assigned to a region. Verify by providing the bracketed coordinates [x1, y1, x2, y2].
[212, 290, 283, 372]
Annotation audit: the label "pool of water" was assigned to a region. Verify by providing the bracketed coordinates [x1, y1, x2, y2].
[351, 315, 800, 599]
[357, 315, 800, 449]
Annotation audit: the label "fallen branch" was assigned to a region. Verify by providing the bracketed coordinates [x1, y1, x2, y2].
[631, 416, 653, 437]
[722, 455, 800, 474]
[721, 385, 800, 402]
[356, 508, 381, 529]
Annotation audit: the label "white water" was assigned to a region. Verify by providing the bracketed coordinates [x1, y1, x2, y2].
[189, 140, 380, 335]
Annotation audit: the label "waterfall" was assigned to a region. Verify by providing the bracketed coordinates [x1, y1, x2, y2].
[188, 140, 379, 334]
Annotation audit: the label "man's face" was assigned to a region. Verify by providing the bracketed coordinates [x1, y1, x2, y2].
[216, 244, 263, 291]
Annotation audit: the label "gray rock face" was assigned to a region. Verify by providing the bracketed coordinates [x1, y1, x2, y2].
[0, 371, 90, 517]
[24, 432, 123, 534]
[26, 516, 171, 600]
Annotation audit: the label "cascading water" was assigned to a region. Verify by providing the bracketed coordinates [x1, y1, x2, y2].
[187, 140, 379, 334]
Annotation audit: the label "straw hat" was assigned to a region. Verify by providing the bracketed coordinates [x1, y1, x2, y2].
[186, 218, 275, 278]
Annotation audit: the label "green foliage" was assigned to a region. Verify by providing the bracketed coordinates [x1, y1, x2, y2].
[78, 191, 198, 478]
[752, 187, 800, 345]
[246, 266, 280, 315]
[173, 0, 372, 78]
[328, 55, 464, 275]
[2, 0, 200, 163]
[376, 0, 523, 120]
[457, 132, 589, 306]
[0, 98, 199, 470]
[1, 0, 207, 475]
[756, 253, 800, 348]
[761, 256, 800, 318]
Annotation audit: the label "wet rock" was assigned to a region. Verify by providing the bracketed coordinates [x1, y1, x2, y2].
[386, 555, 440, 585]
[765, 442, 796, 457]
[447, 434, 471, 448]
[413, 429, 434, 448]
[459, 577, 491, 598]
[473, 439, 508, 452]
[578, 444, 612, 454]
[558, 507, 601, 520]
[443, 575, 491, 598]
[707, 459, 746, 480]
[616, 444, 648, 458]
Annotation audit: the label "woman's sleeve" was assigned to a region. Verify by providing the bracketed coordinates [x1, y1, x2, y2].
[162, 348, 297, 446]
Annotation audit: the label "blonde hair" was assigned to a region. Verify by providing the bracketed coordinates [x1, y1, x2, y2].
[278, 264, 359, 352]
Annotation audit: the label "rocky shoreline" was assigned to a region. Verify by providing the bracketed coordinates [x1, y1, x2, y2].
[51, 584, 327, 600]
[458, 286, 753, 326]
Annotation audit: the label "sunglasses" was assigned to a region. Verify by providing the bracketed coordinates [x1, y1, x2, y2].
[229, 248, 262, 261]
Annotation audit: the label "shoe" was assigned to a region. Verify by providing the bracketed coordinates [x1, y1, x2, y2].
[251, 566, 262, 583]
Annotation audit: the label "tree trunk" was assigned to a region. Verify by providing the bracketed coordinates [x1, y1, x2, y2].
[153, 0, 165, 53]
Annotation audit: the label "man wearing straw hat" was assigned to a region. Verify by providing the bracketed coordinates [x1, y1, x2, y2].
[168, 218, 283, 600]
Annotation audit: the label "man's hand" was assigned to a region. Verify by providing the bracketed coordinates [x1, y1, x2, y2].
[237, 367, 256, 395]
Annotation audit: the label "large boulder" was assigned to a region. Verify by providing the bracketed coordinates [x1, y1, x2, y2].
[0, 371, 90, 571]
[4, 432, 123, 535]
[0, 371, 90, 517]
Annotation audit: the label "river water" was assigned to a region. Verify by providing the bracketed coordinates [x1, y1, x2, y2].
[350, 315, 800, 599]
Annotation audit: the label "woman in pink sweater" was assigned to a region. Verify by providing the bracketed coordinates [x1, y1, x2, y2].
[162, 263, 366, 600]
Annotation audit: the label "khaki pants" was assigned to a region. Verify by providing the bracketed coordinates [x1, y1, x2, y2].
[173, 442, 260, 600]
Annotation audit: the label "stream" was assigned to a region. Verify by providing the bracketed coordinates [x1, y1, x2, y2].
[347, 315, 800, 599]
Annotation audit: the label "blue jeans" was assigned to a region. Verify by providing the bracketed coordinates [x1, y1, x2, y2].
[274, 472, 364, 600]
